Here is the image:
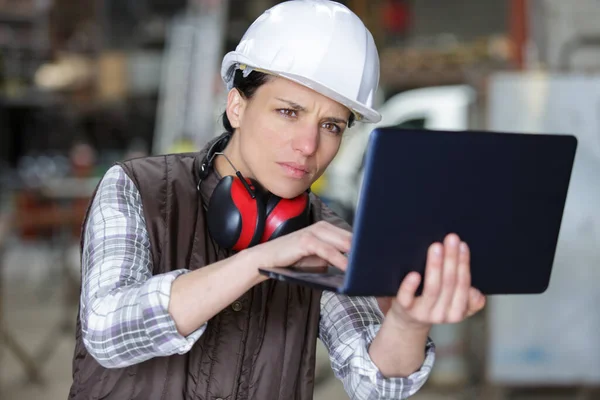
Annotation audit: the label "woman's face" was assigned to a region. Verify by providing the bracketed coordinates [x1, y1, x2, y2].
[224, 76, 352, 199]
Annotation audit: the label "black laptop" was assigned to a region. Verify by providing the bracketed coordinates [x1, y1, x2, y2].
[259, 127, 578, 297]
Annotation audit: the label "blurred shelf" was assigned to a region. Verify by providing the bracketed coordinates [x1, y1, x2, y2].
[378, 35, 513, 91]
[0, 11, 48, 24]
[380, 68, 467, 90]
[0, 90, 63, 107]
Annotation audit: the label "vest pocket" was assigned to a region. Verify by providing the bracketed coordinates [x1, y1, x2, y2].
[90, 364, 139, 399]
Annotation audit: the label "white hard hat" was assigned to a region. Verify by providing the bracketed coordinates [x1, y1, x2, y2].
[221, 0, 382, 123]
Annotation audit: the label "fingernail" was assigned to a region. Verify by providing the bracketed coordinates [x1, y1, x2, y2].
[448, 234, 460, 245]
[460, 242, 468, 253]
[432, 243, 442, 256]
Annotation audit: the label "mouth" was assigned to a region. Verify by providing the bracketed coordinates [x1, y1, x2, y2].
[277, 162, 310, 179]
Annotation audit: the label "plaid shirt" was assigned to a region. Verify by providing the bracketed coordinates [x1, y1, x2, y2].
[80, 165, 435, 399]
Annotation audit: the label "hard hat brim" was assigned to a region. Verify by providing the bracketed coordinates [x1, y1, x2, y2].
[275, 70, 382, 124]
[221, 54, 382, 124]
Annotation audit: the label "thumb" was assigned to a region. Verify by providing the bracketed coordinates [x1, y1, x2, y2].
[294, 255, 329, 268]
[466, 287, 486, 317]
[396, 272, 422, 310]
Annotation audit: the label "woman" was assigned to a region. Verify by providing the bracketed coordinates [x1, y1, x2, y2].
[69, 1, 485, 399]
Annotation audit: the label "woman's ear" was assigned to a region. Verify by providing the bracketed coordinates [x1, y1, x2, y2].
[225, 88, 246, 130]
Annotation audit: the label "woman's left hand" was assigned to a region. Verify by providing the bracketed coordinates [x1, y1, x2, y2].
[378, 233, 486, 330]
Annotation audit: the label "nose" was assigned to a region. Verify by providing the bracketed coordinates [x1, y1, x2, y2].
[292, 124, 319, 156]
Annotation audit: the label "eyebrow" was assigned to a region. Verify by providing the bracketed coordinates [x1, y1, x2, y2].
[275, 97, 306, 111]
[325, 116, 349, 125]
[275, 97, 348, 125]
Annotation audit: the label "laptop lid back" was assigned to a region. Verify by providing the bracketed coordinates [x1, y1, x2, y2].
[343, 128, 578, 297]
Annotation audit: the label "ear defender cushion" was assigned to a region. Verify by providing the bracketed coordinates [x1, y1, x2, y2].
[207, 175, 266, 251]
[261, 192, 311, 242]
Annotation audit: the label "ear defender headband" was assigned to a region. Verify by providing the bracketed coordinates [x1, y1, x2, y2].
[198, 134, 311, 252]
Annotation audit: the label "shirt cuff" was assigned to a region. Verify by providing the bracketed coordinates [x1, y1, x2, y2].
[358, 324, 436, 398]
[140, 269, 207, 356]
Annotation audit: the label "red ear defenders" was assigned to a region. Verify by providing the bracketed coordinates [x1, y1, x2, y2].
[198, 134, 311, 252]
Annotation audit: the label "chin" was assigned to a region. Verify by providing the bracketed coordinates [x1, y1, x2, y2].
[262, 180, 309, 199]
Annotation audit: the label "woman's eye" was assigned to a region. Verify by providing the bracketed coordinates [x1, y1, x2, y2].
[278, 108, 297, 118]
[322, 122, 341, 134]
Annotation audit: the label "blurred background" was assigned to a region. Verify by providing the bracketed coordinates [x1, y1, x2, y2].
[0, 0, 599, 399]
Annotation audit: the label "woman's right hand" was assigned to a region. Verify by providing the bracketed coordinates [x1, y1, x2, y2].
[169, 221, 352, 336]
[245, 221, 352, 272]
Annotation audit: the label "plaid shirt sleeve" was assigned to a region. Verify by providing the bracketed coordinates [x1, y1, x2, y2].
[80, 165, 206, 369]
[320, 292, 436, 399]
